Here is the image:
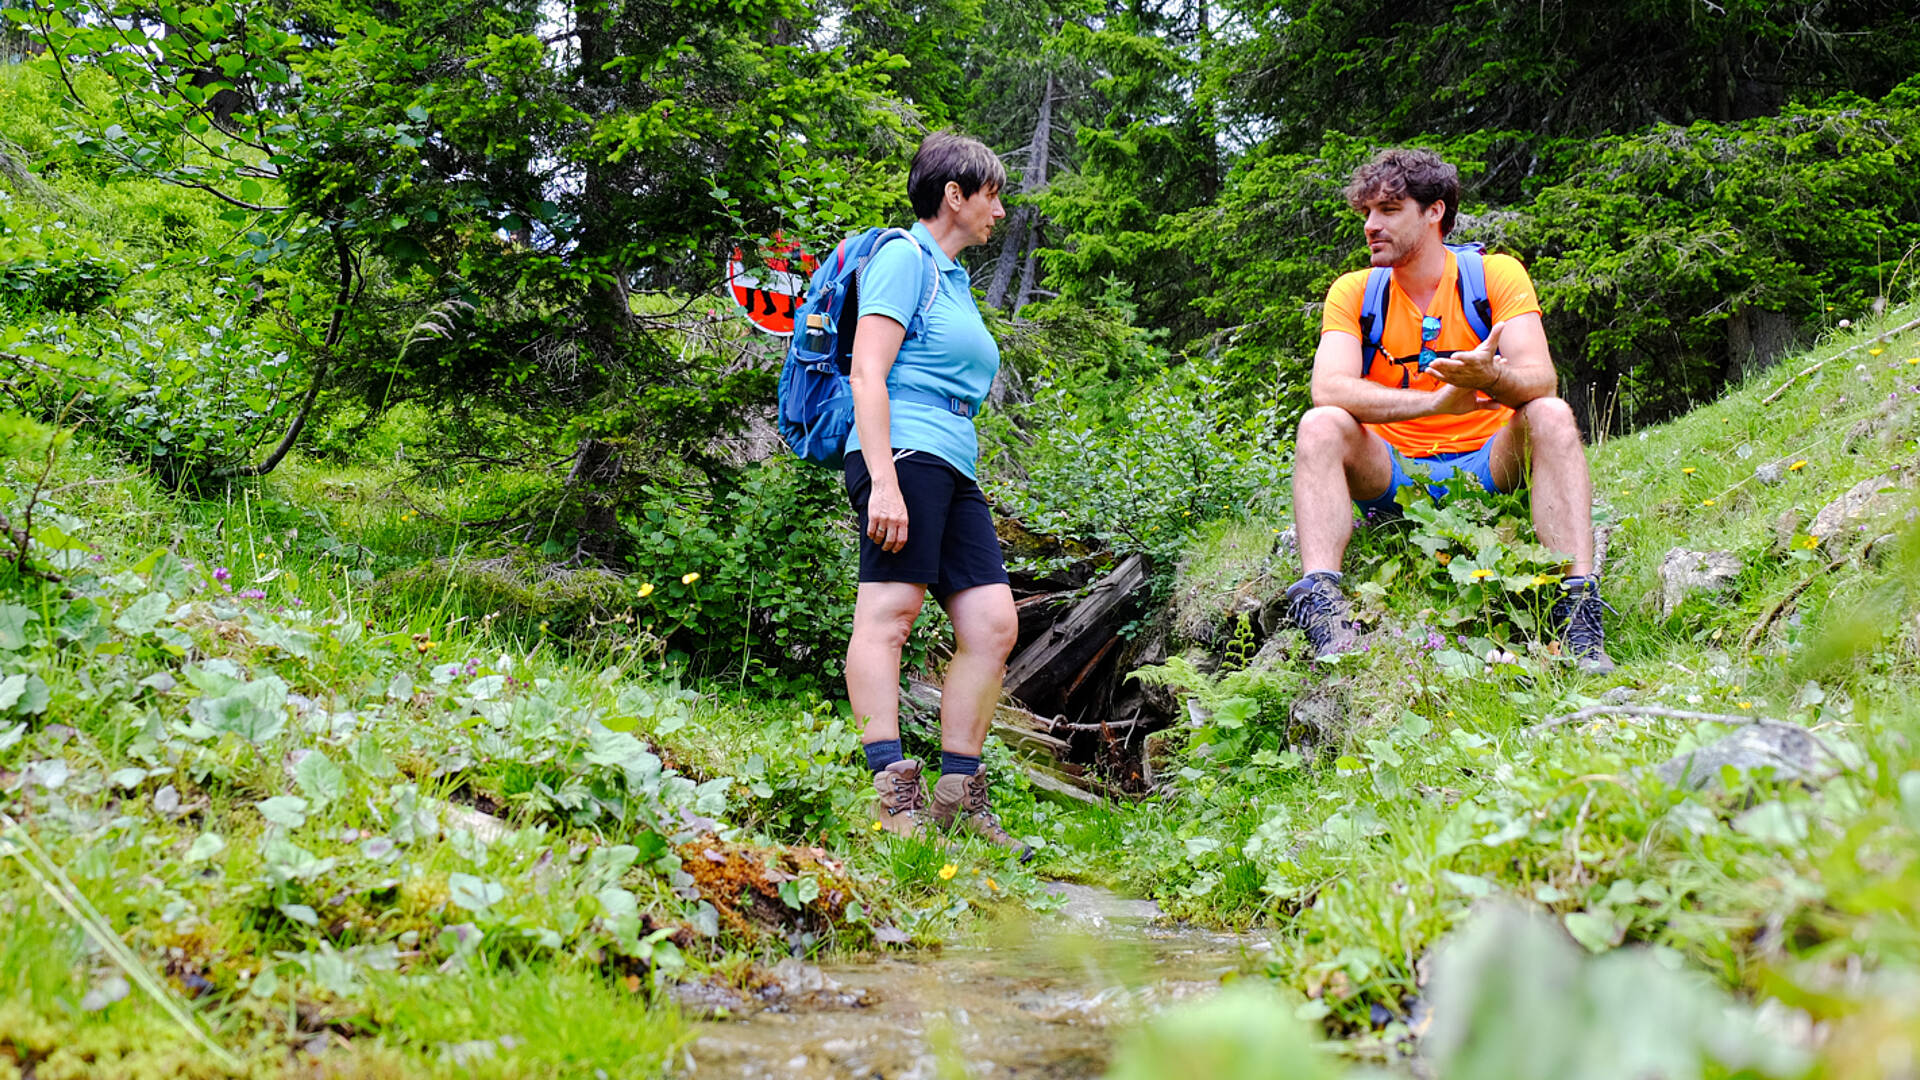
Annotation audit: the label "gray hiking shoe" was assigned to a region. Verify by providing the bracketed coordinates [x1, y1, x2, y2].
[1286, 572, 1362, 659]
[1550, 577, 1617, 675]
[931, 766, 1033, 863]
[871, 759, 930, 837]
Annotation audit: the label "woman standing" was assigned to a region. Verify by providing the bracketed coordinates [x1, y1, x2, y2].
[844, 132, 1026, 858]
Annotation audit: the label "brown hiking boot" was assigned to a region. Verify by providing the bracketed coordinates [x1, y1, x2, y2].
[931, 766, 1033, 863]
[871, 759, 930, 837]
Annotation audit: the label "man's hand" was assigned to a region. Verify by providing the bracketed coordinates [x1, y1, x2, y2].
[1428, 320, 1505, 391]
[1430, 381, 1502, 416]
[867, 480, 910, 553]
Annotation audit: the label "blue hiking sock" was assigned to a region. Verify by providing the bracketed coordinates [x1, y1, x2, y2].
[940, 751, 982, 777]
[863, 739, 905, 773]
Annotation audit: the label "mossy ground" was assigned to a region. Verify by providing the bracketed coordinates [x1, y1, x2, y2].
[3, 311, 1920, 1077]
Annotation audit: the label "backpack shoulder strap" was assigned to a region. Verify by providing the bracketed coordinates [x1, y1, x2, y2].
[1357, 267, 1392, 379]
[1450, 245, 1494, 342]
[877, 228, 941, 339]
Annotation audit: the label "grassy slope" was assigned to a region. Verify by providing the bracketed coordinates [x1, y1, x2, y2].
[0, 433, 1065, 1078]
[1063, 306, 1920, 1072]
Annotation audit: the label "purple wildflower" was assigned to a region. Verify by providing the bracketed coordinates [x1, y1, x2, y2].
[238, 588, 267, 600]
[288, 597, 304, 607]
[1424, 629, 1444, 651]
[213, 567, 230, 583]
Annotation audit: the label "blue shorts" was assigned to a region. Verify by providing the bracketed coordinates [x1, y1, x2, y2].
[1355, 437, 1511, 515]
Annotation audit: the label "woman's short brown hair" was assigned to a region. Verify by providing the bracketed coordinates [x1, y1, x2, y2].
[908, 132, 1006, 221]
[1346, 148, 1461, 237]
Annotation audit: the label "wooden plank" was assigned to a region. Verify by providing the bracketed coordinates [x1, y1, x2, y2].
[1003, 554, 1150, 714]
[1023, 765, 1101, 806]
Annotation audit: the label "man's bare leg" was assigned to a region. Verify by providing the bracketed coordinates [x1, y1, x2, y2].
[1485, 396, 1593, 577]
[1292, 406, 1398, 574]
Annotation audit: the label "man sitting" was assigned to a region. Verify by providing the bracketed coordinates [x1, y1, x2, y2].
[1286, 147, 1614, 674]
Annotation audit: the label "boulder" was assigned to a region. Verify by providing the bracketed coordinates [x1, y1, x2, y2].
[1653, 724, 1831, 792]
[1808, 470, 1918, 546]
[1656, 548, 1745, 617]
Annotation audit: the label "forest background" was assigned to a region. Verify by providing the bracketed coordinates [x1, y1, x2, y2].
[4, 0, 1920, 1074]
[3, 0, 1918, 671]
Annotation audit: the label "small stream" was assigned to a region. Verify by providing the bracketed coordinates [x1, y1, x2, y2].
[680, 884, 1268, 1079]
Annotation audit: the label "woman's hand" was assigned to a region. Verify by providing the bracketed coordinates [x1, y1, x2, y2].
[868, 479, 910, 553]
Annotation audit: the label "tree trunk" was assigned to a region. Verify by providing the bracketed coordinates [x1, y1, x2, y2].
[985, 72, 1055, 312]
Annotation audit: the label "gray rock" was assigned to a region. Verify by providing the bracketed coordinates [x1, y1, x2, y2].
[1654, 724, 1832, 792]
[1755, 461, 1784, 485]
[1601, 686, 1637, 705]
[1656, 548, 1745, 617]
[1809, 469, 1918, 545]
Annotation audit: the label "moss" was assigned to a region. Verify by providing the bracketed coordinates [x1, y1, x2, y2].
[369, 549, 625, 637]
[1167, 518, 1289, 649]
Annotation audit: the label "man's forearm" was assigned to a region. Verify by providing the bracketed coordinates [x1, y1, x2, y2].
[1481, 359, 1556, 408]
[1312, 376, 1450, 423]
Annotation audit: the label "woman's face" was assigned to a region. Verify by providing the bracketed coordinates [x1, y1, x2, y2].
[946, 182, 1005, 249]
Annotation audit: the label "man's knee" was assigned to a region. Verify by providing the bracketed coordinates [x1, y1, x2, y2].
[1518, 396, 1582, 450]
[1296, 405, 1361, 455]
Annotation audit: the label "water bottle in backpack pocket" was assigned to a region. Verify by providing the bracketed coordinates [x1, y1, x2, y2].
[776, 227, 941, 466]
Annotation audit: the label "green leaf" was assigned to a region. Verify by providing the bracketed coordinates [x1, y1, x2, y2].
[113, 592, 171, 635]
[277, 903, 319, 926]
[257, 795, 309, 829]
[1562, 909, 1623, 953]
[185, 833, 226, 863]
[0, 605, 39, 650]
[205, 675, 290, 742]
[294, 751, 346, 806]
[449, 873, 505, 912]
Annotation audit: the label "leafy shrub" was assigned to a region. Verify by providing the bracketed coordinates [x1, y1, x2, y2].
[0, 193, 123, 316]
[621, 455, 857, 684]
[1003, 348, 1291, 562]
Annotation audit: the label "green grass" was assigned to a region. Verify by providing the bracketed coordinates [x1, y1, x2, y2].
[3, 299, 1919, 1077]
[1077, 304, 1920, 1073]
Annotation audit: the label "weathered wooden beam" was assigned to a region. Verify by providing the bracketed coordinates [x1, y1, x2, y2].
[1003, 554, 1150, 714]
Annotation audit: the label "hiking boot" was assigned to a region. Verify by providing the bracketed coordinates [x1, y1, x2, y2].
[1550, 577, 1618, 675]
[871, 759, 930, 837]
[1286, 571, 1362, 660]
[930, 766, 1033, 863]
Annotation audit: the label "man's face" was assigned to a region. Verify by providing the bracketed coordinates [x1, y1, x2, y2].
[1358, 194, 1445, 268]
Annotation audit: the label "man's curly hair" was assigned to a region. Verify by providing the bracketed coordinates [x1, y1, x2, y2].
[1346, 148, 1461, 237]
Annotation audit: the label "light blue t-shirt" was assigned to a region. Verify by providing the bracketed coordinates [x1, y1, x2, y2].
[845, 221, 1000, 479]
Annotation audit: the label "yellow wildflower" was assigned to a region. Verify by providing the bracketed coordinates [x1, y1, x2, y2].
[1906, 357, 1919, 365]
[681, 572, 700, 585]
[938, 863, 958, 881]
[1798, 535, 1820, 550]
[1788, 460, 1807, 471]
[1869, 348, 1885, 357]
[1701, 499, 1717, 507]
[985, 877, 1000, 892]
[1470, 568, 1494, 580]
[1737, 701, 1753, 709]
[1435, 552, 1453, 566]
[1682, 467, 1696, 475]
[871, 821, 884, 832]
[637, 582, 655, 598]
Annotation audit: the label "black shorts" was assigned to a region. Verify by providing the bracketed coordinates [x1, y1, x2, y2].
[845, 450, 1009, 600]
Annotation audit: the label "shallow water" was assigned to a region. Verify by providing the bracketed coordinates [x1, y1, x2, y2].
[681, 883, 1267, 1079]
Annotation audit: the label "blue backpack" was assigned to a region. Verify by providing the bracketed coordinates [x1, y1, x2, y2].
[776, 227, 974, 466]
[1357, 243, 1495, 387]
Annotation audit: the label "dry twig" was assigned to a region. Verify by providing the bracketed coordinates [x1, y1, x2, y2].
[1761, 315, 1920, 406]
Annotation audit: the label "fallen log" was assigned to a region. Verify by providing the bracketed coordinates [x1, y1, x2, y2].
[902, 679, 1073, 759]
[1003, 554, 1150, 716]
